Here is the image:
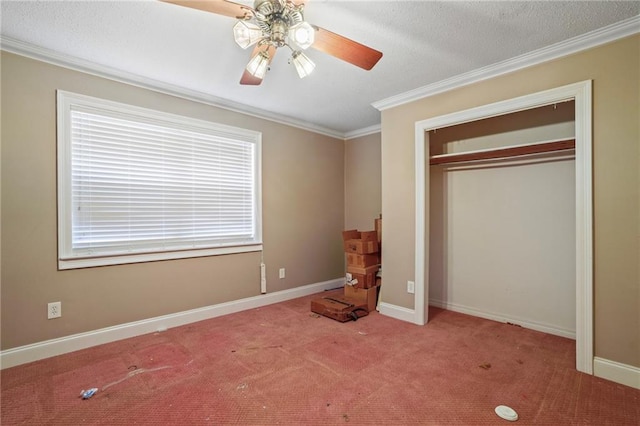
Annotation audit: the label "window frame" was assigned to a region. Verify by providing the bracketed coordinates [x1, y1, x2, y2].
[57, 90, 262, 270]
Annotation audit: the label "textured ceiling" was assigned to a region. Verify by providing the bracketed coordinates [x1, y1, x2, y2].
[1, 1, 639, 136]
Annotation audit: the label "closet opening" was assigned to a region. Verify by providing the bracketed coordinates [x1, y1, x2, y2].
[413, 81, 593, 374]
[428, 101, 576, 339]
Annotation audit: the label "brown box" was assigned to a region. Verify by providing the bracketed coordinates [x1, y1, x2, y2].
[346, 253, 379, 268]
[342, 229, 361, 242]
[345, 284, 380, 312]
[374, 217, 382, 243]
[342, 229, 379, 254]
[347, 265, 379, 289]
[344, 240, 378, 254]
[349, 273, 376, 288]
[342, 230, 377, 242]
[347, 264, 379, 276]
[310, 296, 369, 322]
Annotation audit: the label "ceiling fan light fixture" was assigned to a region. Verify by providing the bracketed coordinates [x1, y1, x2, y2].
[233, 21, 263, 49]
[254, 0, 276, 17]
[289, 21, 315, 50]
[166, 0, 382, 84]
[291, 51, 315, 78]
[246, 50, 270, 79]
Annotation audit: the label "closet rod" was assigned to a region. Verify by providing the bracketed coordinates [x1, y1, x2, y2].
[429, 138, 575, 166]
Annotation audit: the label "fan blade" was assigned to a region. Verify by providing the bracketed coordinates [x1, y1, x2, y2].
[311, 25, 382, 71]
[161, 0, 252, 19]
[240, 44, 277, 85]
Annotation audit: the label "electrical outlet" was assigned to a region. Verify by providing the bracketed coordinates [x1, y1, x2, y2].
[48, 301, 62, 319]
[407, 281, 415, 294]
[279, 268, 285, 279]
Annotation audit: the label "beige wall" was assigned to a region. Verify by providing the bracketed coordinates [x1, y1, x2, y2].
[429, 101, 575, 154]
[0, 52, 345, 350]
[381, 35, 640, 367]
[344, 132, 381, 231]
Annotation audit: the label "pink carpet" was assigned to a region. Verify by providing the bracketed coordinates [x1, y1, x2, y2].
[2, 290, 638, 425]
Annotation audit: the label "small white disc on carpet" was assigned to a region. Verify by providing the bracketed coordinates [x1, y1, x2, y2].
[495, 405, 518, 421]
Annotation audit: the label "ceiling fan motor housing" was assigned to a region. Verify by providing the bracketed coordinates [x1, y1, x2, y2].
[270, 19, 287, 47]
[252, 0, 305, 47]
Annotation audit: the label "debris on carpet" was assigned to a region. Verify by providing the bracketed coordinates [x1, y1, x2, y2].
[80, 388, 98, 400]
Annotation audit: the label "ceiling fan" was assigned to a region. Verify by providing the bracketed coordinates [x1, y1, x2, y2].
[162, 0, 383, 85]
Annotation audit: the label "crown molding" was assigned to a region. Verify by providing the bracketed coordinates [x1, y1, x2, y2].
[0, 36, 345, 140]
[344, 124, 381, 140]
[373, 15, 640, 111]
[4, 14, 637, 139]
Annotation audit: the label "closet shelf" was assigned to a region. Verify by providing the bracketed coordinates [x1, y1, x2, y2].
[429, 138, 575, 166]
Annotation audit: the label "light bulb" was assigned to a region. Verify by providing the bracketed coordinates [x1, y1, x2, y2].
[233, 21, 262, 49]
[291, 51, 315, 78]
[288, 22, 315, 50]
[246, 51, 270, 79]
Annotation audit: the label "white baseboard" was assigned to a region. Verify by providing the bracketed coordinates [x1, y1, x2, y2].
[429, 299, 576, 339]
[377, 302, 418, 324]
[0, 278, 344, 370]
[594, 357, 640, 390]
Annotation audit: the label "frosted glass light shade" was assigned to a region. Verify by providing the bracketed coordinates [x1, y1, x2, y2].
[288, 22, 315, 50]
[291, 51, 315, 78]
[233, 21, 262, 49]
[246, 51, 270, 78]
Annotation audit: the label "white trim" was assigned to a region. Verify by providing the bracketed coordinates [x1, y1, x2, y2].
[414, 124, 427, 325]
[373, 15, 639, 111]
[429, 299, 576, 340]
[344, 124, 381, 140]
[377, 302, 417, 324]
[0, 36, 344, 140]
[573, 82, 594, 375]
[594, 357, 640, 390]
[0, 278, 345, 369]
[413, 81, 593, 374]
[58, 244, 264, 270]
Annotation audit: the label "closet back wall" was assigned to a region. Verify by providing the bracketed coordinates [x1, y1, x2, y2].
[429, 105, 576, 337]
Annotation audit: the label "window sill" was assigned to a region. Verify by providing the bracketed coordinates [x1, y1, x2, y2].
[58, 244, 263, 270]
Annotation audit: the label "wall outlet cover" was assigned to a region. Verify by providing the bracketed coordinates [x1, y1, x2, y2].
[48, 301, 62, 319]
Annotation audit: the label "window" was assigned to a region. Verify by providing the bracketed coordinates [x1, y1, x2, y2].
[57, 91, 262, 270]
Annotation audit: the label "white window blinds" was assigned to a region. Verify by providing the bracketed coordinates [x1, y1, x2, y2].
[57, 91, 262, 269]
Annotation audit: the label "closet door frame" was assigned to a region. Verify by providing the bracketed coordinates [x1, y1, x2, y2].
[414, 80, 593, 374]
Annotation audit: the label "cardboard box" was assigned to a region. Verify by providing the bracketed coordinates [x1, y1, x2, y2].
[347, 264, 379, 276]
[346, 265, 379, 288]
[345, 284, 380, 312]
[311, 296, 368, 322]
[342, 230, 377, 242]
[346, 253, 379, 268]
[344, 240, 378, 254]
[342, 229, 379, 254]
[342, 229, 360, 241]
[348, 273, 376, 288]
[374, 217, 382, 243]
